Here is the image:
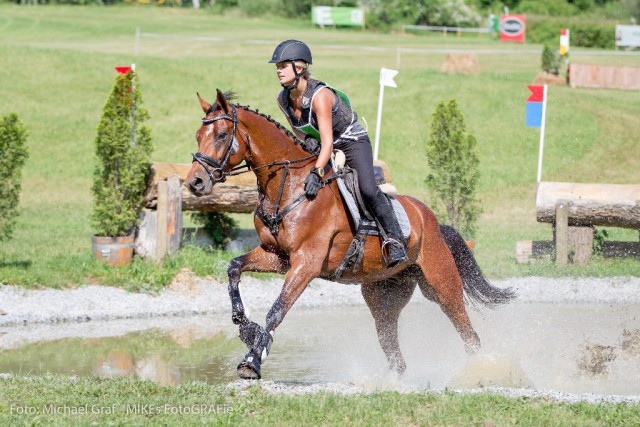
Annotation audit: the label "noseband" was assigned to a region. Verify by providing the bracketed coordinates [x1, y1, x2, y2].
[192, 104, 239, 184]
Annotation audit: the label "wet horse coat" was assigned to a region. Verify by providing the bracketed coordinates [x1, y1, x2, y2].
[186, 90, 515, 379]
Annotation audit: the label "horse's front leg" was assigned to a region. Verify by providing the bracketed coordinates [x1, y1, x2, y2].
[237, 254, 321, 380]
[227, 245, 288, 325]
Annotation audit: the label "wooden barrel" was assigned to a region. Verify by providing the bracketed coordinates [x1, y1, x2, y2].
[92, 234, 135, 267]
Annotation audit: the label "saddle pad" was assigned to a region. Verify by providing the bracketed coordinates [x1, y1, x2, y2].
[336, 177, 411, 239]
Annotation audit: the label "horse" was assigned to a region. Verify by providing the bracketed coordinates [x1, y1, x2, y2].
[186, 89, 516, 380]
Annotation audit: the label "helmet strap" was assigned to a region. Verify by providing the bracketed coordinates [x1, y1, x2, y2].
[281, 60, 301, 91]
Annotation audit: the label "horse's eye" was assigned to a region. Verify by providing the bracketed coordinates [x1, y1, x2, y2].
[216, 132, 227, 141]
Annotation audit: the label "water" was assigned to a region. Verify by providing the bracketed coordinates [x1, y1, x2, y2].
[1, 302, 639, 396]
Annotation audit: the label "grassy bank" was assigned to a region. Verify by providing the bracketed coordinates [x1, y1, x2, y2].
[1, 375, 638, 426]
[0, 5, 639, 288]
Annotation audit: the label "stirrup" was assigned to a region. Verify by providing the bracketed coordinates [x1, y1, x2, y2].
[381, 238, 408, 268]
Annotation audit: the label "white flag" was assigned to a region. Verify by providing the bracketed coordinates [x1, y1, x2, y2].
[380, 68, 398, 88]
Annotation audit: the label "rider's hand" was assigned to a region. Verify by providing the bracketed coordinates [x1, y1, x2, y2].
[304, 169, 323, 197]
[302, 136, 320, 154]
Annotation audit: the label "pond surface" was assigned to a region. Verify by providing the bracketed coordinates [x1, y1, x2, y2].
[1, 301, 639, 396]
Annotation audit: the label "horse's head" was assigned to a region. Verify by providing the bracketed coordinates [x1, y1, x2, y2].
[187, 89, 247, 196]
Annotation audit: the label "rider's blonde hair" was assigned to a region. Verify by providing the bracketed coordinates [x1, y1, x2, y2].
[294, 60, 311, 80]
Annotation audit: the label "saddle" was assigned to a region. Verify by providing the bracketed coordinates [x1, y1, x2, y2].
[330, 150, 411, 279]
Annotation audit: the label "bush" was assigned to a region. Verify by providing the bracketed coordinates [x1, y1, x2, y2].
[527, 16, 616, 49]
[91, 69, 153, 237]
[190, 212, 237, 247]
[0, 113, 29, 242]
[541, 44, 561, 74]
[425, 100, 481, 239]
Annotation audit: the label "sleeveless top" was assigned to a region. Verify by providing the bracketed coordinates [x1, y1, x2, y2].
[277, 79, 367, 146]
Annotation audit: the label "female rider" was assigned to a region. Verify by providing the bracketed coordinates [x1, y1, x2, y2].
[269, 39, 408, 268]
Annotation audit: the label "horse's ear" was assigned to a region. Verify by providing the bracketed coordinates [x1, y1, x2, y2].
[216, 89, 230, 114]
[197, 92, 211, 114]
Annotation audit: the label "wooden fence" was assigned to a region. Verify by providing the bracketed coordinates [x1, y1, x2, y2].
[516, 182, 640, 265]
[569, 63, 640, 90]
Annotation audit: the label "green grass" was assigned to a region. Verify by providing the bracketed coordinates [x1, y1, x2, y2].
[0, 4, 639, 288]
[1, 375, 639, 426]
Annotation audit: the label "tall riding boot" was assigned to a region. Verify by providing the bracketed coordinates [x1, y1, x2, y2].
[369, 191, 408, 268]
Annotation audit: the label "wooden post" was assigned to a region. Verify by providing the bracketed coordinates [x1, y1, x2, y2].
[155, 174, 182, 261]
[568, 226, 593, 266]
[165, 174, 182, 256]
[555, 201, 569, 265]
[156, 179, 168, 261]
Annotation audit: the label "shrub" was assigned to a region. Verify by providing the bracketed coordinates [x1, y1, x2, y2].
[91, 69, 153, 237]
[425, 99, 481, 239]
[541, 44, 561, 74]
[0, 113, 29, 242]
[190, 212, 238, 247]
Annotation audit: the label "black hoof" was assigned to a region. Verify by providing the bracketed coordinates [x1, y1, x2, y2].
[237, 351, 261, 379]
[238, 359, 262, 380]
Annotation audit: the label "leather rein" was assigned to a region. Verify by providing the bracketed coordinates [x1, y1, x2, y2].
[192, 103, 336, 237]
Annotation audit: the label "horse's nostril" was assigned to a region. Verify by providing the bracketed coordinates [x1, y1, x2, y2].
[189, 177, 204, 193]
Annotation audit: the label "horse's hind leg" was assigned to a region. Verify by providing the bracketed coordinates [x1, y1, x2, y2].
[361, 274, 416, 374]
[416, 239, 480, 354]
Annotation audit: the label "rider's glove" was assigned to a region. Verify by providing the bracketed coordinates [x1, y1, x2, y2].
[302, 136, 320, 154]
[304, 168, 324, 197]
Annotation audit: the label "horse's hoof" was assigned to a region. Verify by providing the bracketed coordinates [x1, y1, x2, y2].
[237, 360, 261, 380]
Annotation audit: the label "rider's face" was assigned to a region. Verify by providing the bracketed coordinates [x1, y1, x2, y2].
[275, 61, 297, 86]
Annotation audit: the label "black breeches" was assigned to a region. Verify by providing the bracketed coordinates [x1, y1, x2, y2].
[339, 137, 378, 208]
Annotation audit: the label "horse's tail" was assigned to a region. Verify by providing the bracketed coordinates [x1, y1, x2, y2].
[439, 224, 517, 307]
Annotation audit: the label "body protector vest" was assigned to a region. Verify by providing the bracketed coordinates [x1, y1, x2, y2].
[277, 79, 367, 147]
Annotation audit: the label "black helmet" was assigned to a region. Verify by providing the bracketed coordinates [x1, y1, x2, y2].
[268, 40, 313, 64]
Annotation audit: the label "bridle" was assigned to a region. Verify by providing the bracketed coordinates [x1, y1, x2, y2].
[191, 101, 338, 237]
[191, 104, 240, 184]
[192, 103, 319, 185]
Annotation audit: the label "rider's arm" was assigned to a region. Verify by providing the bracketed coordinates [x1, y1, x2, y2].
[312, 88, 335, 171]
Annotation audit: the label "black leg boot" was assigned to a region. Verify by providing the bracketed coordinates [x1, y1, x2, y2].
[369, 191, 408, 268]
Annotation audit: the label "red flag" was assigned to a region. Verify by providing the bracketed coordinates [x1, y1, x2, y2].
[115, 66, 132, 74]
[526, 85, 544, 102]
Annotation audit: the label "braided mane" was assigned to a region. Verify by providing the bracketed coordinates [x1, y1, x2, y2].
[233, 103, 303, 146]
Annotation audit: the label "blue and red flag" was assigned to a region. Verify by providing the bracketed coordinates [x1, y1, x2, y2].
[525, 85, 545, 127]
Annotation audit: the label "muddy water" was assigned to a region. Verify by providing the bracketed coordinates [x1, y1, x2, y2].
[1, 302, 639, 396]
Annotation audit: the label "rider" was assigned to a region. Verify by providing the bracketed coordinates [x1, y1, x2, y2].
[269, 39, 408, 268]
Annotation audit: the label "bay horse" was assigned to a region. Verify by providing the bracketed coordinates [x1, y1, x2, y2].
[186, 89, 516, 380]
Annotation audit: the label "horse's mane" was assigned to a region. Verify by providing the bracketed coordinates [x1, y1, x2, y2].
[210, 90, 310, 152]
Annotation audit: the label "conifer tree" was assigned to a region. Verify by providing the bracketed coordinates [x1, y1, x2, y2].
[92, 70, 153, 237]
[0, 113, 29, 241]
[425, 99, 481, 239]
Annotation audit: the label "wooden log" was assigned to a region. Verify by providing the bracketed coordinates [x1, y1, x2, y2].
[602, 241, 640, 258]
[536, 182, 640, 229]
[144, 163, 258, 213]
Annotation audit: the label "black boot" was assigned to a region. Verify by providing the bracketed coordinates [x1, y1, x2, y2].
[369, 191, 408, 268]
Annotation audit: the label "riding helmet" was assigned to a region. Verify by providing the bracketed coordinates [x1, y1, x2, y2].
[268, 40, 313, 64]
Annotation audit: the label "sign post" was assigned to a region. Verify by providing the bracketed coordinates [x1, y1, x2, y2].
[526, 85, 548, 184]
[374, 68, 398, 161]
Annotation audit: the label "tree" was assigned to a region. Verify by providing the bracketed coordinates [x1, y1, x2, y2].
[0, 113, 29, 242]
[425, 99, 481, 239]
[91, 69, 153, 237]
[541, 44, 561, 75]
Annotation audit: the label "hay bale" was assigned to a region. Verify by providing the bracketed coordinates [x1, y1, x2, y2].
[441, 54, 479, 75]
[533, 72, 567, 86]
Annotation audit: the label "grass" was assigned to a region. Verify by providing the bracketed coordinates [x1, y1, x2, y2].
[0, 4, 639, 289]
[1, 375, 639, 426]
